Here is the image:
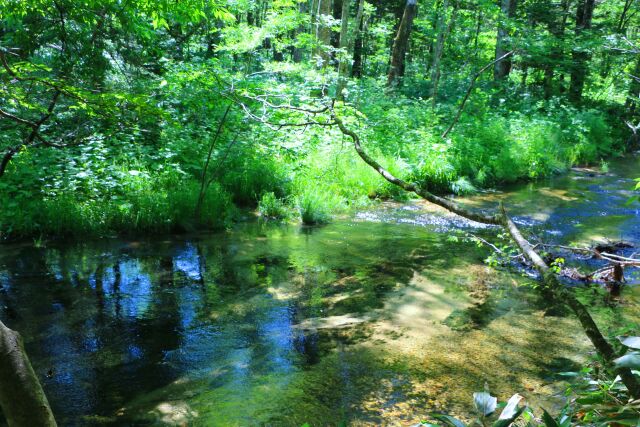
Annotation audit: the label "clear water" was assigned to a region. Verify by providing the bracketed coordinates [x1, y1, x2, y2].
[0, 157, 638, 426]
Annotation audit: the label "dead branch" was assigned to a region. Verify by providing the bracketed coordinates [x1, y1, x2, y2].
[329, 105, 640, 398]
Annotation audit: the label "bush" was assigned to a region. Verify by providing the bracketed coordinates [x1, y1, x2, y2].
[0, 175, 233, 239]
[217, 143, 291, 206]
[258, 192, 289, 219]
[297, 189, 332, 225]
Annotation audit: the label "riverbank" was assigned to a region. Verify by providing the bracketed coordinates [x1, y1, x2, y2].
[0, 82, 631, 242]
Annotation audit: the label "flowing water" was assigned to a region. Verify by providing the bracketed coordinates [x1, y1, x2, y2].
[0, 157, 638, 426]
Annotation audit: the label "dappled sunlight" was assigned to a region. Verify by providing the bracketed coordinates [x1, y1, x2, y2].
[154, 401, 199, 425]
[1, 160, 639, 423]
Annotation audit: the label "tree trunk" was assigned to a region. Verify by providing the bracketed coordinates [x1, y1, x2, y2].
[350, 0, 366, 78]
[351, 28, 364, 78]
[569, 0, 595, 103]
[0, 320, 57, 426]
[494, 0, 517, 80]
[315, 0, 333, 65]
[336, 0, 351, 99]
[386, 0, 418, 88]
[617, 0, 633, 33]
[292, 0, 307, 62]
[543, 0, 569, 99]
[473, 10, 482, 56]
[430, 0, 457, 106]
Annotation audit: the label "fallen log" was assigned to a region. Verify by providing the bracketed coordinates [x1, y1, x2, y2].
[0, 320, 57, 426]
[331, 106, 640, 399]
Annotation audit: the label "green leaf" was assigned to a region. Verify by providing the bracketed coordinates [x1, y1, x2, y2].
[541, 409, 559, 427]
[618, 336, 640, 350]
[614, 352, 640, 369]
[492, 394, 525, 427]
[473, 391, 497, 416]
[431, 414, 467, 427]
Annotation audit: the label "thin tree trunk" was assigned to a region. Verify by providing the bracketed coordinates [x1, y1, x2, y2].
[0, 320, 57, 426]
[543, 0, 568, 99]
[442, 50, 515, 138]
[336, 0, 351, 99]
[195, 104, 232, 222]
[617, 0, 633, 33]
[315, 0, 333, 65]
[473, 10, 482, 57]
[350, 0, 366, 78]
[430, 0, 457, 106]
[386, 0, 418, 88]
[292, 0, 307, 62]
[494, 0, 517, 80]
[569, 0, 595, 103]
[626, 55, 640, 114]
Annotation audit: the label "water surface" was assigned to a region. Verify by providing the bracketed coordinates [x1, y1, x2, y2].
[0, 157, 638, 426]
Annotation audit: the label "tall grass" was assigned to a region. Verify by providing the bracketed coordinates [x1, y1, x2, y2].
[0, 177, 233, 239]
[297, 189, 333, 225]
[258, 192, 290, 219]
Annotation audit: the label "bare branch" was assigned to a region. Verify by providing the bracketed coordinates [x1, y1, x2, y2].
[0, 108, 38, 128]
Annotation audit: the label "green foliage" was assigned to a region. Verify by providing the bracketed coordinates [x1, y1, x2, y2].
[418, 389, 526, 427]
[418, 358, 640, 427]
[258, 192, 290, 219]
[297, 188, 333, 225]
[0, 0, 633, 243]
[0, 173, 233, 238]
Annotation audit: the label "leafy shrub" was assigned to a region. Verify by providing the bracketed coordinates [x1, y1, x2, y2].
[258, 192, 289, 219]
[218, 143, 291, 206]
[297, 189, 332, 225]
[0, 174, 233, 239]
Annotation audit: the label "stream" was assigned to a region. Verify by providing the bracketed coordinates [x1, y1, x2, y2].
[0, 157, 638, 426]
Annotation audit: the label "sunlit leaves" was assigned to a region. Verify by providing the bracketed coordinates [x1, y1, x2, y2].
[614, 352, 640, 369]
[473, 391, 497, 416]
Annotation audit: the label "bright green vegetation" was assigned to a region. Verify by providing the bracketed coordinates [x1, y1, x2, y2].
[1, 1, 640, 424]
[1, 0, 638, 238]
[1, 171, 639, 424]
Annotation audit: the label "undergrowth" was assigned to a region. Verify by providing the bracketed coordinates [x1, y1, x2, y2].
[0, 75, 626, 240]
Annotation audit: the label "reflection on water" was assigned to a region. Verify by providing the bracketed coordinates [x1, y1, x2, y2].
[0, 157, 638, 425]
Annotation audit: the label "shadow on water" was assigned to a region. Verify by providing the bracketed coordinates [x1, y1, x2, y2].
[0, 157, 638, 425]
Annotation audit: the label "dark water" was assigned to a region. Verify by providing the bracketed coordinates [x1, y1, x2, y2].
[0, 157, 638, 425]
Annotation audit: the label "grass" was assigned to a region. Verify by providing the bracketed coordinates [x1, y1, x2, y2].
[258, 192, 290, 219]
[297, 189, 333, 225]
[0, 178, 233, 239]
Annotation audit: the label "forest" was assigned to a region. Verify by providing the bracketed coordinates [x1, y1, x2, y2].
[0, 0, 640, 425]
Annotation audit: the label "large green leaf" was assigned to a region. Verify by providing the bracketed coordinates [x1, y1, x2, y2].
[431, 414, 467, 427]
[541, 409, 560, 427]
